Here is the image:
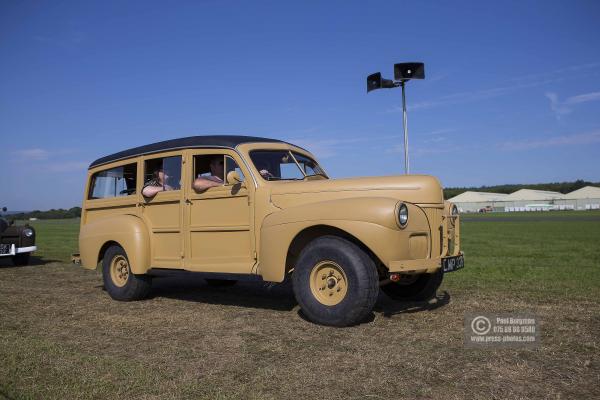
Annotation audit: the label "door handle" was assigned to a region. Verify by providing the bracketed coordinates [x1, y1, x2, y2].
[136, 202, 145, 208]
[185, 199, 192, 204]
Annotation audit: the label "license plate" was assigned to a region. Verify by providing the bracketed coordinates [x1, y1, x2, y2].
[442, 254, 464, 273]
[0, 244, 12, 255]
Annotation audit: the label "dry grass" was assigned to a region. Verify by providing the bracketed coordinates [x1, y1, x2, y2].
[1, 215, 599, 399]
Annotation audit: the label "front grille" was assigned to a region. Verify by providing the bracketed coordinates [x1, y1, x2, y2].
[421, 205, 460, 258]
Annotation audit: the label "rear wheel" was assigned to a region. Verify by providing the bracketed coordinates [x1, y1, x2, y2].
[102, 245, 152, 301]
[381, 269, 443, 301]
[292, 236, 379, 327]
[12, 253, 30, 266]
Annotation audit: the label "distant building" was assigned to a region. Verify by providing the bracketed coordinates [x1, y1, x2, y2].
[448, 186, 600, 213]
[558, 186, 600, 210]
[447, 191, 509, 213]
[502, 189, 565, 211]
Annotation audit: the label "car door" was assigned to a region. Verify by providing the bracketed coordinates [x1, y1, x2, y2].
[140, 151, 186, 268]
[183, 149, 255, 273]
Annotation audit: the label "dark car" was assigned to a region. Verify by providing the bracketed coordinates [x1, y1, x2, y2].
[0, 207, 37, 265]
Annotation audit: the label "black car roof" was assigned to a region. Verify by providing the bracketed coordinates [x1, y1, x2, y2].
[89, 135, 291, 169]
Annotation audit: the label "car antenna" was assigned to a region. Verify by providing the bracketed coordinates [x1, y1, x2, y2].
[367, 62, 425, 174]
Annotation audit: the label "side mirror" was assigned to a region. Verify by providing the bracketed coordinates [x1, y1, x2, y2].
[226, 171, 242, 185]
[1, 207, 6, 212]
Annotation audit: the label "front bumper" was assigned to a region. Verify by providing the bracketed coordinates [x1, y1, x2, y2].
[389, 252, 464, 274]
[0, 244, 37, 257]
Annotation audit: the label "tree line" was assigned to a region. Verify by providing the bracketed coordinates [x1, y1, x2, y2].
[443, 179, 599, 199]
[5, 207, 82, 221]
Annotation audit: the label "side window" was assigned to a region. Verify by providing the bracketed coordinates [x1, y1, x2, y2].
[194, 154, 245, 183]
[144, 156, 182, 191]
[89, 163, 137, 199]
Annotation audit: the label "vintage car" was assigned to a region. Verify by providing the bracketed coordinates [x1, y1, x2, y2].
[0, 207, 37, 265]
[78, 135, 463, 326]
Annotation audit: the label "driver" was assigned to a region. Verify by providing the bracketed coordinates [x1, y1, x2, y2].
[193, 156, 225, 192]
[256, 161, 274, 179]
[142, 168, 174, 198]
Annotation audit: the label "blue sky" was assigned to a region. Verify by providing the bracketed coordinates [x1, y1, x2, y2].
[1, 0, 600, 210]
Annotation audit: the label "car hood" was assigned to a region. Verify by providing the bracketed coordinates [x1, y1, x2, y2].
[269, 175, 444, 209]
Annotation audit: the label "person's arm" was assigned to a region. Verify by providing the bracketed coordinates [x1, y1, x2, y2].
[193, 177, 223, 192]
[259, 169, 274, 179]
[142, 185, 164, 198]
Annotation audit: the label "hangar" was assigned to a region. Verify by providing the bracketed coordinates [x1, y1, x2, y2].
[502, 189, 564, 211]
[448, 186, 600, 213]
[448, 191, 508, 213]
[558, 186, 600, 210]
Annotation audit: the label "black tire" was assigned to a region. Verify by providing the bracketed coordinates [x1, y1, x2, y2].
[292, 236, 379, 327]
[381, 268, 443, 301]
[102, 245, 152, 301]
[206, 279, 237, 287]
[12, 253, 30, 266]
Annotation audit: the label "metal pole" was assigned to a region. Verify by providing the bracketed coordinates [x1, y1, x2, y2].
[401, 81, 409, 174]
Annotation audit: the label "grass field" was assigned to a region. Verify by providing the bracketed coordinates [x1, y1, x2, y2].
[1, 213, 599, 399]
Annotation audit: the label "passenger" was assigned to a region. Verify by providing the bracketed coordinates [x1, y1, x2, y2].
[256, 161, 274, 179]
[193, 156, 224, 191]
[142, 168, 174, 198]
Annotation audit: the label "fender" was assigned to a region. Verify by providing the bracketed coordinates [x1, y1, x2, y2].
[79, 214, 150, 274]
[264, 197, 401, 229]
[258, 197, 430, 282]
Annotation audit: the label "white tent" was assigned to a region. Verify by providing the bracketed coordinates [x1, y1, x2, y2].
[447, 187, 600, 213]
[504, 189, 564, 201]
[559, 186, 600, 210]
[447, 191, 509, 212]
[564, 186, 600, 199]
[448, 191, 509, 203]
[501, 189, 565, 211]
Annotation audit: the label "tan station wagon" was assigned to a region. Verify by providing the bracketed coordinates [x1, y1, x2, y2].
[78, 135, 463, 326]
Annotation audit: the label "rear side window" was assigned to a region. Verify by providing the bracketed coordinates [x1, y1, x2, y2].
[89, 163, 137, 199]
[144, 156, 182, 190]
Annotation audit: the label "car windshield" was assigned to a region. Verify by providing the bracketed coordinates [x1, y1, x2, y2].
[249, 150, 327, 181]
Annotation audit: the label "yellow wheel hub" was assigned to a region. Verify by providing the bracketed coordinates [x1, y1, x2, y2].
[309, 261, 348, 306]
[110, 255, 130, 287]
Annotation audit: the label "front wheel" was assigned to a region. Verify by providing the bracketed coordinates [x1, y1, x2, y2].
[292, 236, 379, 327]
[102, 245, 152, 301]
[381, 269, 443, 302]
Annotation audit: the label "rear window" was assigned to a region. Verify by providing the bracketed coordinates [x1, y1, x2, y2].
[88, 163, 137, 199]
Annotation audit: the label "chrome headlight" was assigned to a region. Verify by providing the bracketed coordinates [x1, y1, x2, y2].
[23, 228, 34, 237]
[397, 203, 409, 228]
